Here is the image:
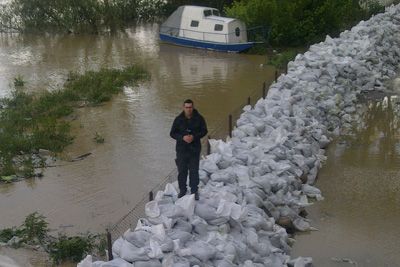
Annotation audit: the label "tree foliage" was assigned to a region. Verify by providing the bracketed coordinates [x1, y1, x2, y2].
[225, 0, 385, 46]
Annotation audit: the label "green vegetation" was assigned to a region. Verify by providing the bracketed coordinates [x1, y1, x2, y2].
[267, 49, 299, 70]
[0, 213, 105, 263]
[13, 75, 25, 87]
[94, 132, 105, 144]
[50, 234, 95, 264]
[0, 65, 149, 178]
[0, 212, 48, 248]
[225, 0, 386, 47]
[20, 212, 49, 243]
[0, 0, 166, 33]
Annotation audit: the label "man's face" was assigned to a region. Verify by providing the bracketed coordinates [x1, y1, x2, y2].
[183, 103, 193, 117]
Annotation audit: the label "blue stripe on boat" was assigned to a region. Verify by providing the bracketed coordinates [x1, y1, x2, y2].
[159, 33, 254, 53]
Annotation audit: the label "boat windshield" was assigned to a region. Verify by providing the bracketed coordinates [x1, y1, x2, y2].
[204, 10, 212, 17]
[212, 9, 220, 16]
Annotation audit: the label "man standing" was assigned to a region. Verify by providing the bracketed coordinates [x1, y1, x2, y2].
[170, 99, 208, 200]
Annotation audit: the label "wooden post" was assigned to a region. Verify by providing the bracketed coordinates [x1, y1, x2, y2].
[207, 135, 211, 155]
[247, 97, 251, 105]
[106, 229, 113, 260]
[285, 64, 288, 74]
[228, 114, 233, 138]
[149, 191, 154, 201]
[275, 69, 278, 82]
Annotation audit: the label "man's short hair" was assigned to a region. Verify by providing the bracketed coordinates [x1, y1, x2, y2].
[183, 99, 194, 105]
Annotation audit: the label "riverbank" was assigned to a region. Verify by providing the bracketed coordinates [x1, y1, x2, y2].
[82, 4, 400, 266]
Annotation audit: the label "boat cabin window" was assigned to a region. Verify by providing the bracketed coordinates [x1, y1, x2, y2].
[214, 24, 223, 31]
[235, 27, 241, 37]
[204, 10, 212, 17]
[190, 20, 199, 27]
[212, 10, 220, 16]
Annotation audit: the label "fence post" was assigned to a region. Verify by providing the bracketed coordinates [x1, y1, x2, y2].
[228, 114, 233, 138]
[247, 97, 251, 105]
[262, 82, 266, 98]
[207, 135, 211, 155]
[106, 229, 113, 260]
[149, 191, 154, 201]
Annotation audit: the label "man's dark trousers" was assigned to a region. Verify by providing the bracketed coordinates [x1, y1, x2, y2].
[176, 150, 200, 194]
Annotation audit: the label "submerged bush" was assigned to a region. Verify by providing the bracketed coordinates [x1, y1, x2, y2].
[50, 234, 95, 263]
[0, 65, 149, 177]
[0, 213, 104, 263]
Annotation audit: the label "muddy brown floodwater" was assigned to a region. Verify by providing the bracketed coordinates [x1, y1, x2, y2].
[292, 93, 400, 266]
[0, 24, 275, 236]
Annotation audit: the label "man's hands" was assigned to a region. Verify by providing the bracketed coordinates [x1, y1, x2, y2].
[183, 135, 194, 143]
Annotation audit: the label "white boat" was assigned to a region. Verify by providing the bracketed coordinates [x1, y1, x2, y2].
[159, 5, 255, 53]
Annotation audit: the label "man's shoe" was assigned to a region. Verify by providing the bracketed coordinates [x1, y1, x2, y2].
[194, 192, 199, 201]
[178, 191, 186, 198]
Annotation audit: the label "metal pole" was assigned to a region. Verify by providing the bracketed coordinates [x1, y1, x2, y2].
[207, 135, 211, 155]
[229, 114, 233, 138]
[149, 191, 154, 201]
[106, 229, 113, 260]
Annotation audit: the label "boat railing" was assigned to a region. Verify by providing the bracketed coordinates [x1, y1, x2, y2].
[160, 25, 249, 44]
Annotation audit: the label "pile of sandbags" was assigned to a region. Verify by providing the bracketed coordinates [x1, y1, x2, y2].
[78, 4, 400, 267]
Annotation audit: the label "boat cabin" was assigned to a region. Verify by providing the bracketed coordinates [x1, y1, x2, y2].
[160, 5, 248, 44]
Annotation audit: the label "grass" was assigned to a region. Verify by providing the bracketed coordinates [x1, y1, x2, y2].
[0, 65, 149, 178]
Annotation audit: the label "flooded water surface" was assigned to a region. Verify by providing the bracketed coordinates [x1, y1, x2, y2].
[0, 24, 275, 235]
[292, 98, 400, 266]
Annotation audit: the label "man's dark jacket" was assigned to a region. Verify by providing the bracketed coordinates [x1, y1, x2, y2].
[170, 109, 208, 154]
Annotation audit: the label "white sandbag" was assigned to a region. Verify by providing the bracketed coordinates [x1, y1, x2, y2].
[187, 240, 217, 262]
[175, 194, 195, 218]
[173, 218, 192, 233]
[287, 257, 313, 267]
[124, 230, 151, 248]
[134, 260, 162, 267]
[151, 224, 166, 241]
[78, 255, 93, 267]
[148, 238, 163, 259]
[158, 203, 186, 219]
[99, 258, 134, 267]
[167, 229, 192, 245]
[216, 199, 243, 221]
[112, 237, 124, 258]
[145, 201, 161, 218]
[164, 183, 178, 197]
[120, 239, 150, 262]
[302, 184, 324, 200]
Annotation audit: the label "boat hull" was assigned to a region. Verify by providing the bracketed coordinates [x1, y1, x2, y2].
[159, 33, 254, 53]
